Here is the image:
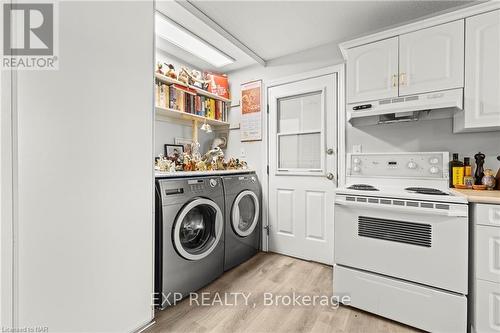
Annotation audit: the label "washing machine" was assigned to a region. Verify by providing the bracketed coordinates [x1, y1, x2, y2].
[222, 172, 261, 271]
[154, 176, 224, 309]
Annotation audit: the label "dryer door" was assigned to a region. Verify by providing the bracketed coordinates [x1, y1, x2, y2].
[173, 198, 223, 261]
[231, 190, 260, 237]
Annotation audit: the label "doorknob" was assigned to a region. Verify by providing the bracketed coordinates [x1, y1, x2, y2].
[326, 173, 335, 180]
[326, 148, 334, 155]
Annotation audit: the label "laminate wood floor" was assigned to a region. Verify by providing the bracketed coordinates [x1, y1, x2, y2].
[146, 252, 420, 333]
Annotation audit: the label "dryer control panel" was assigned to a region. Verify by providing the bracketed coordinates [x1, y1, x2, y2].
[158, 177, 223, 206]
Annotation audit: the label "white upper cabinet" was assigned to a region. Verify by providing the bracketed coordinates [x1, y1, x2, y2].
[346, 37, 399, 104]
[399, 20, 464, 96]
[455, 10, 500, 132]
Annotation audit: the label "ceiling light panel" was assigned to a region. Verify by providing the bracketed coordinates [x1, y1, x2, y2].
[155, 12, 234, 68]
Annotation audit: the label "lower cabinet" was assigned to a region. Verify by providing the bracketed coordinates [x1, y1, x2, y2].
[474, 279, 500, 333]
[472, 204, 500, 333]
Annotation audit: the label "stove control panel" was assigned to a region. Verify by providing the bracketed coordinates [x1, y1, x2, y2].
[348, 152, 449, 178]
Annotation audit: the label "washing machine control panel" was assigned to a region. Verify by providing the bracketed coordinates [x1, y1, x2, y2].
[186, 178, 219, 193]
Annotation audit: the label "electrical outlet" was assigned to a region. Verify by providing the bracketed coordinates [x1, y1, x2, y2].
[352, 144, 362, 153]
[240, 148, 246, 158]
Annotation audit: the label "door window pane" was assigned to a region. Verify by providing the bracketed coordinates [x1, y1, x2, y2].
[278, 133, 321, 169]
[278, 92, 322, 133]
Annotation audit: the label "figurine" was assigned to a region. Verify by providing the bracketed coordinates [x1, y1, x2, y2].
[155, 154, 175, 172]
[177, 67, 190, 85]
[182, 154, 193, 171]
[202, 147, 224, 164]
[482, 169, 496, 190]
[155, 62, 164, 75]
[195, 160, 207, 171]
[215, 156, 225, 170]
[191, 141, 201, 161]
[165, 63, 177, 79]
[474, 152, 486, 185]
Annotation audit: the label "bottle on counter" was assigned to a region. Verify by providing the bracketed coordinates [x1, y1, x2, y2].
[463, 157, 474, 189]
[482, 169, 496, 190]
[449, 153, 464, 188]
[474, 152, 486, 185]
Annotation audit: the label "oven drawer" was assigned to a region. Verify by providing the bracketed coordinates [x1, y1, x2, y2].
[334, 201, 468, 294]
[334, 265, 467, 333]
[474, 279, 500, 333]
[476, 225, 500, 284]
[475, 204, 500, 227]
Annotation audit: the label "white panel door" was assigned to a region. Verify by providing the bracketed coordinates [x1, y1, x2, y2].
[399, 20, 464, 96]
[268, 74, 337, 265]
[346, 37, 399, 104]
[463, 10, 500, 131]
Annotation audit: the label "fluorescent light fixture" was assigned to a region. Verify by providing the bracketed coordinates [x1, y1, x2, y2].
[155, 12, 234, 68]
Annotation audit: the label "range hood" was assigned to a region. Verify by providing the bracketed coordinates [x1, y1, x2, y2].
[348, 88, 463, 124]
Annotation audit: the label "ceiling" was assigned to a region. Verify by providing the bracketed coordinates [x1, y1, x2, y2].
[157, 0, 475, 72]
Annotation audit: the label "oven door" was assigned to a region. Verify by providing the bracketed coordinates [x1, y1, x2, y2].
[334, 194, 468, 294]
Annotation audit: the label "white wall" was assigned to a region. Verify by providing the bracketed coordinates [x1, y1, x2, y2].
[347, 118, 500, 172]
[11, 2, 154, 332]
[155, 119, 214, 156]
[1, 40, 14, 331]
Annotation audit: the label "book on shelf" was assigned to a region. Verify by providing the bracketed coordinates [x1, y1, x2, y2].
[155, 77, 229, 122]
[205, 72, 230, 99]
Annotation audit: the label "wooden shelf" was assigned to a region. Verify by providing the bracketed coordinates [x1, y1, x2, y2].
[155, 106, 229, 127]
[155, 73, 231, 103]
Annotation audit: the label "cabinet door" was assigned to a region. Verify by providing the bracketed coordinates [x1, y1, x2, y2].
[476, 225, 500, 284]
[475, 279, 500, 333]
[463, 10, 500, 131]
[399, 20, 464, 96]
[346, 37, 398, 104]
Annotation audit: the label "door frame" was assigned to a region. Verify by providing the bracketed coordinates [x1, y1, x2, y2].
[262, 64, 346, 251]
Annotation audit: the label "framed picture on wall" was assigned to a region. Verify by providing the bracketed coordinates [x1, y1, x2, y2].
[174, 138, 193, 155]
[240, 80, 262, 142]
[164, 144, 184, 160]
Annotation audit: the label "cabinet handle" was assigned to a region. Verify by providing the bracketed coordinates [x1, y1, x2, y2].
[392, 74, 398, 87]
[399, 72, 406, 86]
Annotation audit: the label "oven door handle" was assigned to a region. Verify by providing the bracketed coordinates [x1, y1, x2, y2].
[334, 199, 467, 217]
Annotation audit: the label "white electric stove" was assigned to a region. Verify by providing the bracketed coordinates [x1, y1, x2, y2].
[334, 152, 468, 333]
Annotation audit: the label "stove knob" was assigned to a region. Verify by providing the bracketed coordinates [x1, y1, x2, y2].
[209, 179, 217, 187]
[407, 161, 417, 169]
[353, 166, 361, 173]
[353, 158, 361, 165]
[429, 166, 440, 174]
[429, 157, 439, 164]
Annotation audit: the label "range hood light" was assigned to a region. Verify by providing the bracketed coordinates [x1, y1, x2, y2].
[155, 12, 234, 68]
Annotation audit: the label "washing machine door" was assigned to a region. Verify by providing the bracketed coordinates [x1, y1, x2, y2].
[173, 198, 223, 261]
[231, 190, 260, 237]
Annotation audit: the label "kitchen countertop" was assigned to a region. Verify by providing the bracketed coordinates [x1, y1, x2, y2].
[450, 188, 500, 204]
[155, 169, 255, 178]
